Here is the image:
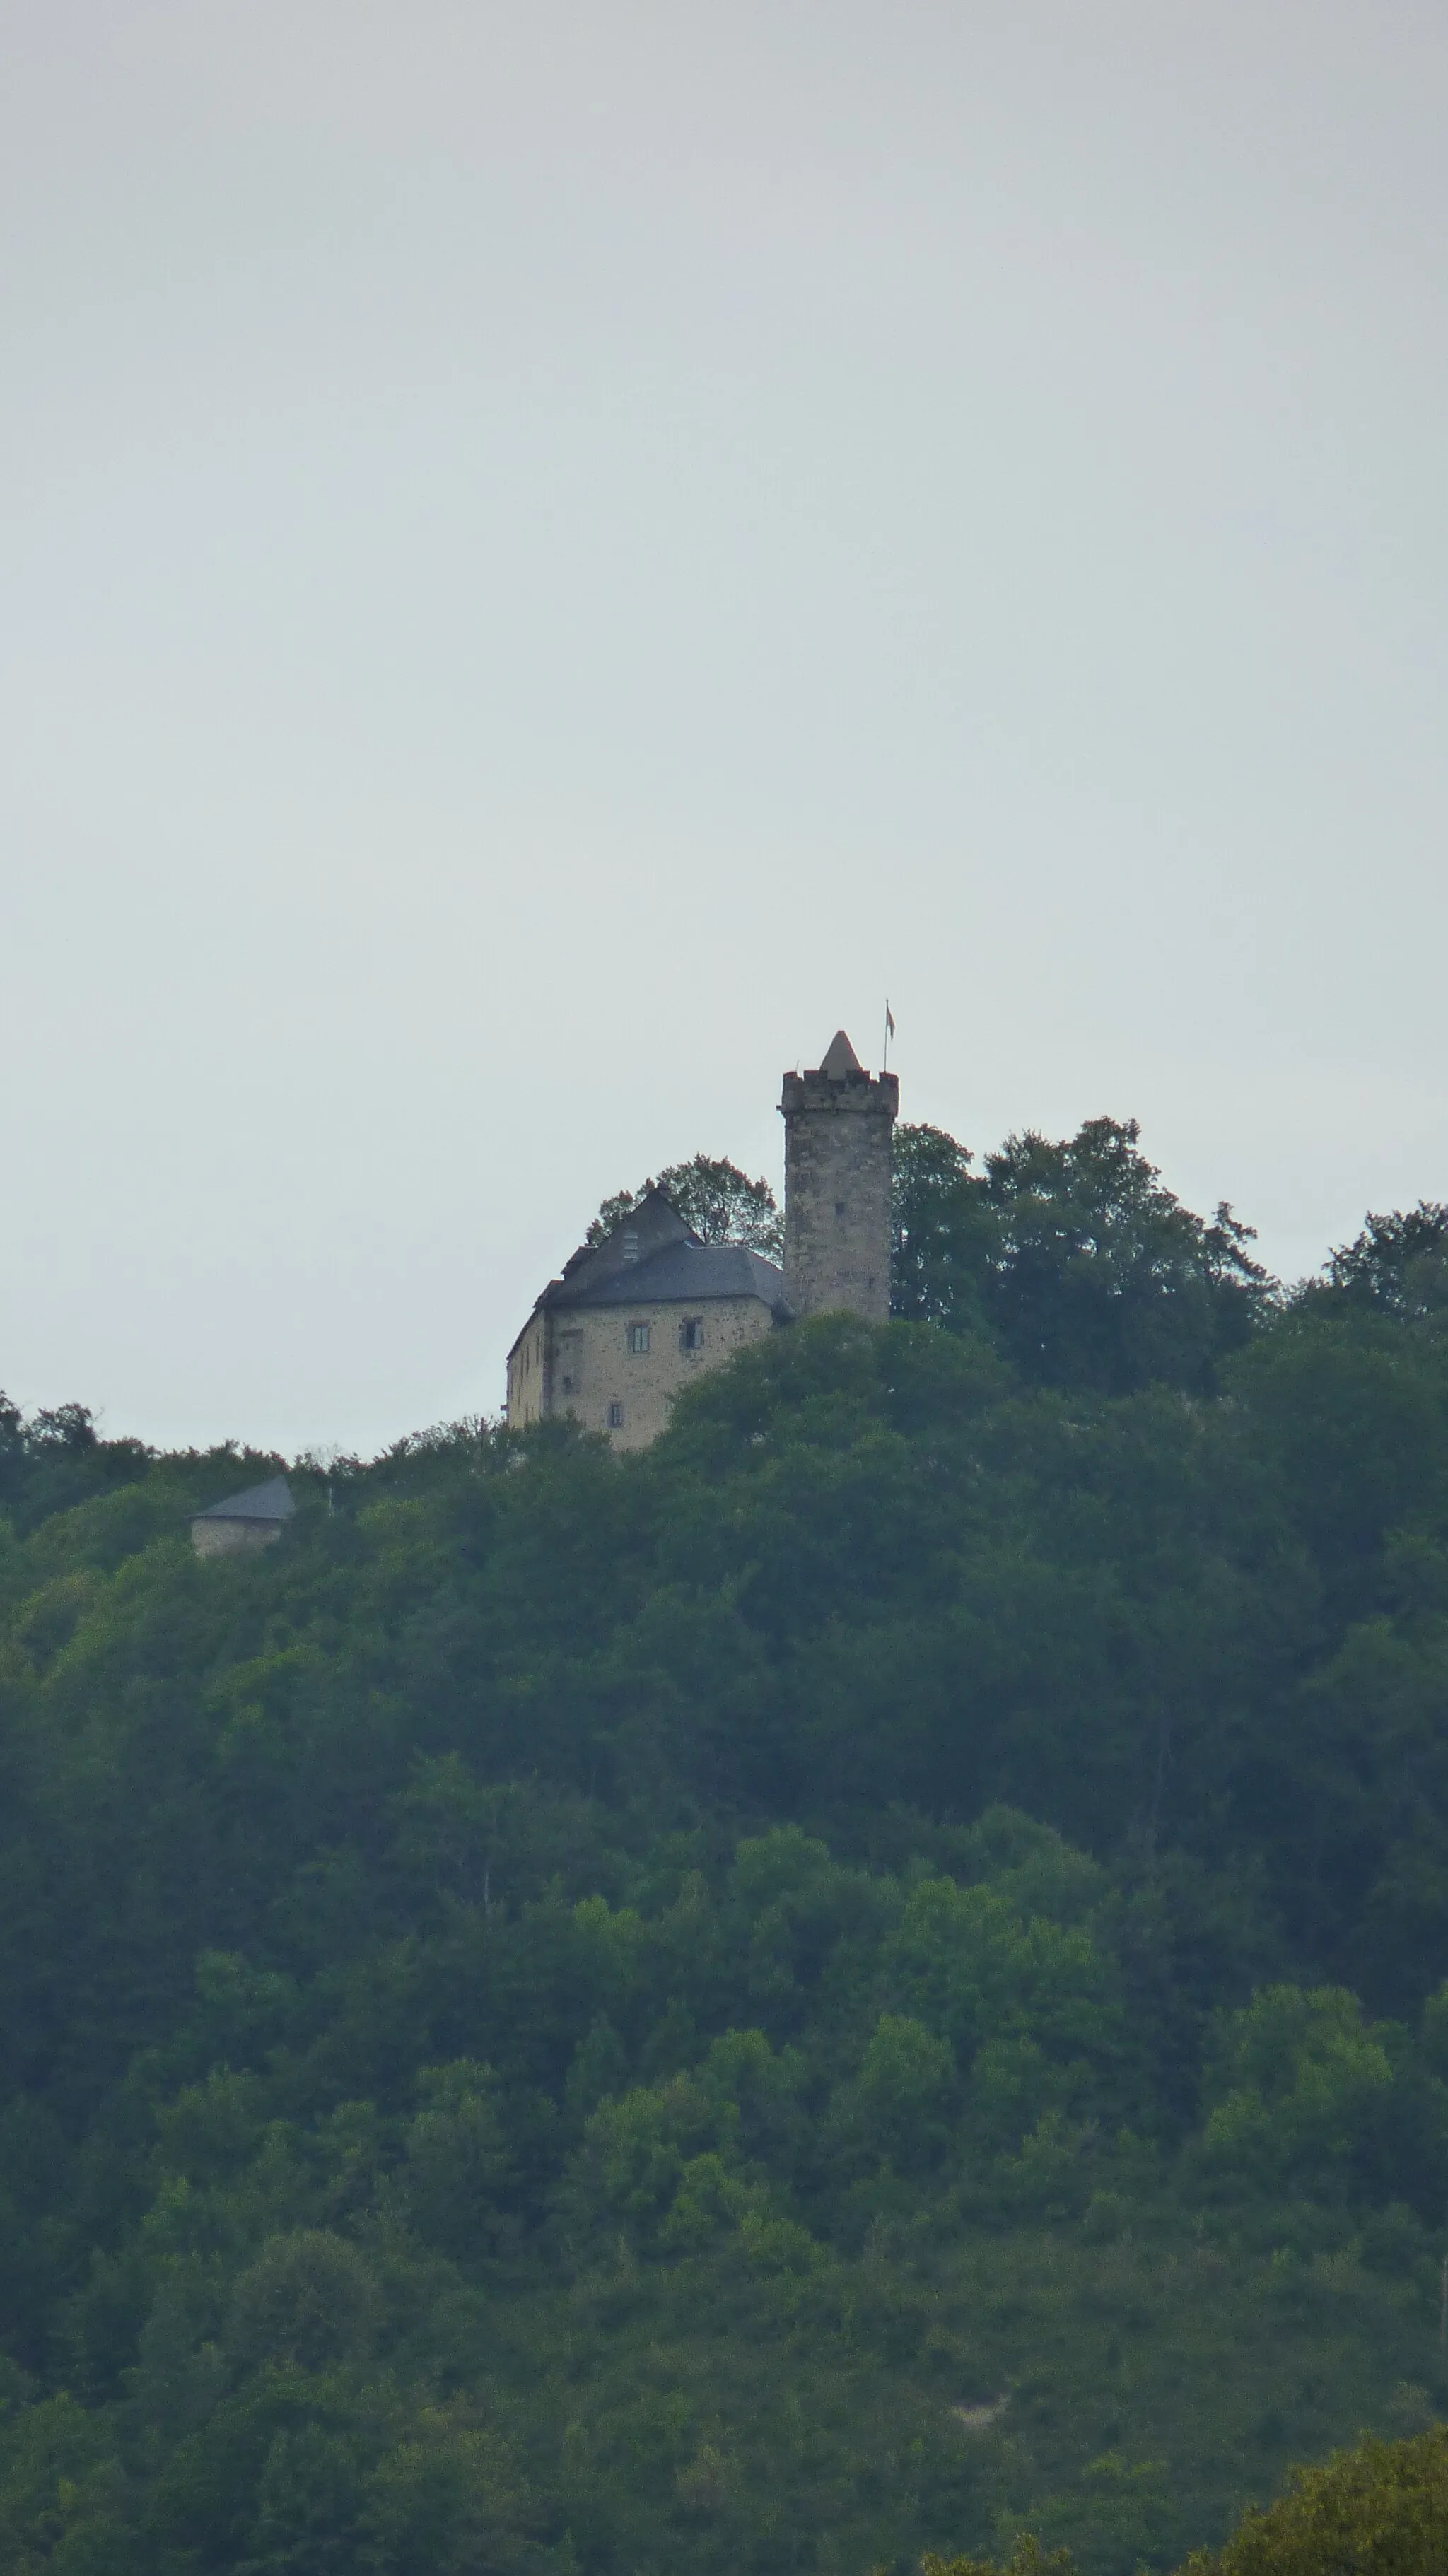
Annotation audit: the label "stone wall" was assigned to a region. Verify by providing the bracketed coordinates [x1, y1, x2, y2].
[780, 1062, 897, 1323]
[506, 1311, 549, 1428]
[191, 1518, 286, 1559]
[508, 1296, 775, 1449]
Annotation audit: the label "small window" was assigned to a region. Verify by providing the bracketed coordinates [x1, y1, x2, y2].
[622, 1229, 640, 1263]
[607, 1402, 624, 1429]
[834, 1200, 846, 1218]
[679, 1317, 703, 1352]
[561, 1374, 574, 1395]
[627, 1322, 650, 1354]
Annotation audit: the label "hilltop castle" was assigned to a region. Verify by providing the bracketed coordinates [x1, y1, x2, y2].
[505, 1031, 898, 1449]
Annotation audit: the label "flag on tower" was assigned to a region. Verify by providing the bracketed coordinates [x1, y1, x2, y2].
[885, 1000, 895, 1039]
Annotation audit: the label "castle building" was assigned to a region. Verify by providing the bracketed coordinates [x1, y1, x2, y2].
[505, 1031, 897, 1448]
[505, 1188, 789, 1452]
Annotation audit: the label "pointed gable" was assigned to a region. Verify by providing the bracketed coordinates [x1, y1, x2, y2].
[558, 1186, 694, 1292]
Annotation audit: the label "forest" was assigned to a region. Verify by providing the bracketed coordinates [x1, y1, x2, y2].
[2, 1117, 1448, 2575]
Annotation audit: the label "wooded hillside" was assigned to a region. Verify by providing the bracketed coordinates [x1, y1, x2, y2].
[3, 1130, 1448, 2574]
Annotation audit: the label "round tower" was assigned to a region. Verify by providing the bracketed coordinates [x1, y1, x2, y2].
[779, 1030, 898, 1323]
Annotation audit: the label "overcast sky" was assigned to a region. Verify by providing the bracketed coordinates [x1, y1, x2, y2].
[4, 1, 1445, 1455]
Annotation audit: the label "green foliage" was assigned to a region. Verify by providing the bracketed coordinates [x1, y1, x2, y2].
[1193, 1988, 1404, 2199]
[0, 1395, 151, 1538]
[1316, 1202, 1448, 1323]
[227, 2232, 381, 2373]
[892, 1123, 992, 1334]
[404, 2062, 512, 2257]
[1176, 2424, 1448, 2572]
[587, 1153, 782, 1256]
[360, 2405, 537, 2575]
[3, 1185, 1448, 2568]
[891, 1116, 1272, 1394]
[0, 1393, 285, 1543]
[923, 2541, 1078, 2576]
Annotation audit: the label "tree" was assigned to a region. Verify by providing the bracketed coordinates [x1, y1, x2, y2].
[922, 2541, 1076, 2576]
[831, 2012, 957, 2173]
[0, 1391, 152, 1531]
[588, 1154, 782, 1258]
[227, 2232, 380, 2374]
[361, 2406, 537, 2576]
[1312, 1203, 1448, 1322]
[891, 1123, 991, 1332]
[978, 1118, 1271, 1395]
[1193, 1985, 1397, 2199]
[1176, 2425, 1448, 2573]
[25, 1400, 99, 1452]
[403, 2061, 512, 2259]
[889, 1115, 1273, 1394]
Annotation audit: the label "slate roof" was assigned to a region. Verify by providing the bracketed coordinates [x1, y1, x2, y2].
[544, 1238, 790, 1313]
[191, 1475, 296, 1525]
[558, 1186, 690, 1284]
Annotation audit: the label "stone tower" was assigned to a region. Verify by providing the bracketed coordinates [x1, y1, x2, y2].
[780, 1031, 898, 1323]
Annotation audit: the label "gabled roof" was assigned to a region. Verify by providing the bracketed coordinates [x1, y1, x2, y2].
[546, 1236, 790, 1313]
[556, 1185, 691, 1288]
[191, 1474, 296, 1525]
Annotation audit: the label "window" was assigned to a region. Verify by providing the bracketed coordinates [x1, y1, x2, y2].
[607, 1402, 624, 1429]
[834, 1200, 846, 1218]
[622, 1229, 640, 1263]
[627, 1322, 650, 1354]
[679, 1317, 703, 1352]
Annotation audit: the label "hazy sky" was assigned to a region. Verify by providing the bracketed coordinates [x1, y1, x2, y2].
[4, 1, 1446, 1455]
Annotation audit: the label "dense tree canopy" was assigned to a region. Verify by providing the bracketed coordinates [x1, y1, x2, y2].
[1179, 2425, 1448, 2575]
[0, 1395, 153, 1535]
[933, 2425, 1448, 2575]
[1, 1149, 1447, 2573]
[1316, 1202, 1448, 1323]
[892, 1116, 1273, 1393]
[890, 1123, 991, 1335]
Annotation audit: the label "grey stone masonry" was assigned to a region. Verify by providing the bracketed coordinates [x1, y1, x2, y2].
[780, 1030, 898, 1323]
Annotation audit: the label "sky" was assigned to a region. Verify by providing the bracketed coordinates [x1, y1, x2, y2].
[4, 0, 1446, 1456]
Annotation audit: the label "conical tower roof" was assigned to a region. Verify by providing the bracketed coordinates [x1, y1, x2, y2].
[819, 1029, 863, 1079]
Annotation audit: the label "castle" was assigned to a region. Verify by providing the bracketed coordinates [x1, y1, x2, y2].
[505, 1031, 898, 1449]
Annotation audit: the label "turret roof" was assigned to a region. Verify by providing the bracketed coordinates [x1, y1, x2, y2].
[818, 1029, 865, 1079]
[191, 1475, 296, 1525]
